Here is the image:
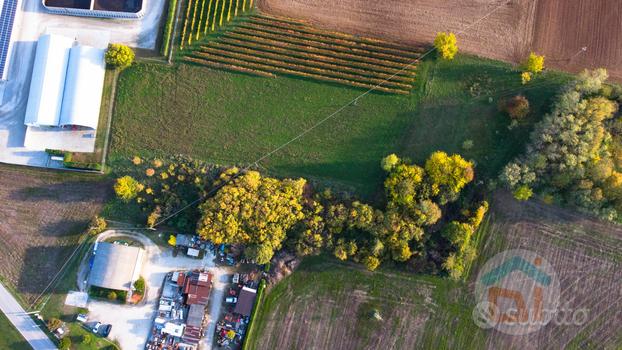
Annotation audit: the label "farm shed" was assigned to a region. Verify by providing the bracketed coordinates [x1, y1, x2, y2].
[88, 242, 144, 291]
[24, 34, 73, 127]
[233, 286, 257, 316]
[24, 34, 105, 130]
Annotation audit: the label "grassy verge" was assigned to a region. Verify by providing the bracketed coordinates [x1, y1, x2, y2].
[0, 312, 32, 350]
[64, 68, 117, 172]
[111, 54, 569, 199]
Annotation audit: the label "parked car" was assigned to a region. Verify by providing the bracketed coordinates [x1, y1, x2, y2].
[225, 297, 237, 304]
[76, 314, 88, 323]
[92, 322, 101, 333]
[101, 324, 112, 337]
[232, 273, 240, 284]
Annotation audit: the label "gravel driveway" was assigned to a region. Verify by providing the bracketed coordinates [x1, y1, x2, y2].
[86, 231, 229, 350]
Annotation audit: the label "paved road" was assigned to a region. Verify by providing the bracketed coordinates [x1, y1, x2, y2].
[0, 283, 57, 350]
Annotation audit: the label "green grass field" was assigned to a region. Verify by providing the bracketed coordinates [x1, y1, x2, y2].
[245, 256, 486, 349]
[0, 312, 31, 350]
[110, 54, 569, 198]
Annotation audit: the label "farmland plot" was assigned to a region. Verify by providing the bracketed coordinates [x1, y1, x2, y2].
[479, 191, 622, 350]
[246, 257, 486, 350]
[257, 0, 622, 80]
[185, 14, 422, 94]
[0, 165, 110, 305]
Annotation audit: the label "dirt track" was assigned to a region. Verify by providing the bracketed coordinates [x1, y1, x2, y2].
[258, 0, 622, 80]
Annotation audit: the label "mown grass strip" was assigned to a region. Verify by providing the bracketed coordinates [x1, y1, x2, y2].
[223, 31, 412, 70]
[218, 36, 416, 78]
[195, 46, 413, 89]
[206, 42, 415, 84]
[184, 56, 276, 77]
[188, 53, 410, 94]
[243, 19, 422, 59]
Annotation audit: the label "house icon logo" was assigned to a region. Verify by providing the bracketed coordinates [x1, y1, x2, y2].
[473, 249, 560, 335]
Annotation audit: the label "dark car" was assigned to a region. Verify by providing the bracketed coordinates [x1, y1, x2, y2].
[100, 324, 112, 337]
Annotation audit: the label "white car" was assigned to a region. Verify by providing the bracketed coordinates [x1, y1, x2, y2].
[226, 297, 237, 304]
[76, 314, 88, 323]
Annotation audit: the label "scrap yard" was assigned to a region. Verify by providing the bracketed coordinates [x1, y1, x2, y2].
[146, 270, 213, 350]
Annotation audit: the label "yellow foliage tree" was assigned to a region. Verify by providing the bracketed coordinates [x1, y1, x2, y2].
[424, 151, 474, 194]
[433, 32, 458, 60]
[522, 52, 545, 74]
[114, 176, 144, 202]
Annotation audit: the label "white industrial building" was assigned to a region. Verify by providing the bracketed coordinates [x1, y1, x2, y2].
[24, 33, 105, 131]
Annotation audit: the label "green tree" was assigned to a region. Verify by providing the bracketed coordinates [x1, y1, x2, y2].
[133, 277, 146, 295]
[107, 291, 118, 301]
[381, 153, 400, 171]
[434, 32, 458, 60]
[105, 43, 135, 69]
[59, 337, 71, 350]
[522, 52, 545, 74]
[245, 243, 274, 265]
[82, 334, 93, 345]
[513, 185, 533, 201]
[46, 317, 62, 331]
[114, 176, 144, 202]
[362, 255, 380, 271]
[197, 171, 306, 264]
[88, 215, 107, 235]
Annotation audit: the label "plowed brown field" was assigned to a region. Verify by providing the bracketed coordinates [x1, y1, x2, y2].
[0, 165, 110, 305]
[258, 0, 622, 80]
[481, 191, 622, 350]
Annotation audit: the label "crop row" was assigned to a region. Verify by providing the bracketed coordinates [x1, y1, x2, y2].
[184, 56, 276, 77]
[188, 54, 410, 94]
[194, 46, 413, 90]
[233, 25, 413, 64]
[243, 19, 421, 59]
[253, 14, 427, 53]
[223, 31, 414, 71]
[205, 42, 415, 84]
[180, 0, 252, 49]
[218, 37, 415, 78]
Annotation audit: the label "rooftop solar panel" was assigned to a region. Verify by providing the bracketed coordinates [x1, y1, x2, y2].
[0, 0, 19, 80]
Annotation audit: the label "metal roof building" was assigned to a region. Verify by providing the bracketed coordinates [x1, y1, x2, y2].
[24, 34, 74, 127]
[88, 242, 144, 291]
[24, 33, 105, 130]
[60, 44, 106, 129]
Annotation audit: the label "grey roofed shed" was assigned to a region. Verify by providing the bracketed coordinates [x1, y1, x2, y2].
[88, 242, 144, 291]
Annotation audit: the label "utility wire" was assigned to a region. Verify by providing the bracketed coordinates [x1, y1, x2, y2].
[152, 0, 513, 227]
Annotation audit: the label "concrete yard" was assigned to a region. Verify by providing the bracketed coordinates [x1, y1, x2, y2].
[85, 231, 230, 350]
[0, 0, 165, 167]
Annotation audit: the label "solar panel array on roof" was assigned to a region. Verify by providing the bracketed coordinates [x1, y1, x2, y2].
[0, 0, 19, 80]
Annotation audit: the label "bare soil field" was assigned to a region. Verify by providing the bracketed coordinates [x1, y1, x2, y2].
[0, 165, 110, 305]
[531, 0, 622, 80]
[480, 191, 622, 350]
[257, 0, 622, 80]
[257, 0, 536, 65]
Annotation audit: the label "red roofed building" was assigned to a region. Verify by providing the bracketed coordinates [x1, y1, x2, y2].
[184, 271, 212, 306]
